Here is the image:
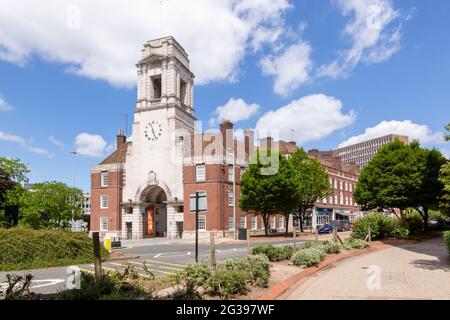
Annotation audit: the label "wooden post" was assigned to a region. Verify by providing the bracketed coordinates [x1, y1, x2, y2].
[247, 229, 251, 255]
[293, 227, 297, 252]
[92, 232, 102, 279]
[333, 227, 337, 243]
[210, 232, 216, 269]
[368, 226, 372, 243]
[315, 229, 318, 242]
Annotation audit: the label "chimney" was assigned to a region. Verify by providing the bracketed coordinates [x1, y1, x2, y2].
[220, 120, 233, 157]
[244, 129, 255, 161]
[288, 140, 297, 146]
[260, 136, 273, 151]
[117, 130, 126, 148]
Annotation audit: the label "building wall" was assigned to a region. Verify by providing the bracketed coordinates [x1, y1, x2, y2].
[90, 168, 123, 235]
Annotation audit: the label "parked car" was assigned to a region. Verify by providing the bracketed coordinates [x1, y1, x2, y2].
[318, 224, 334, 234]
[331, 220, 352, 232]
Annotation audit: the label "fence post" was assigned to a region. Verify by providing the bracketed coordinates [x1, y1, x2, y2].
[315, 229, 319, 242]
[210, 232, 216, 269]
[92, 232, 102, 279]
[333, 227, 337, 243]
[293, 227, 297, 252]
[247, 230, 252, 255]
[368, 226, 372, 243]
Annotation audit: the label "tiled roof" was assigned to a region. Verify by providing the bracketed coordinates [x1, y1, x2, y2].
[99, 142, 130, 165]
[277, 140, 299, 155]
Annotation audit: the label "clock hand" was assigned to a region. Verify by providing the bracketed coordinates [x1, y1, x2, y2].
[150, 124, 157, 139]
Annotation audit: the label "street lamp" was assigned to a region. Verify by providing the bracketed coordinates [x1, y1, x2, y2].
[226, 146, 237, 240]
[70, 151, 79, 223]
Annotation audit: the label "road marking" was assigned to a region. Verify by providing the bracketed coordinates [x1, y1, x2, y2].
[109, 262, 175, 275]
[233, 248, 237, 251]
[187, 252, 191, 255]
[144, 259, 186, 268]
[154, 253, 162, 258]
[0, 279, 65, 290]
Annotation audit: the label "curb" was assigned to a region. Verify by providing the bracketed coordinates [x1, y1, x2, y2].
[106, 255, 140, 262]
[257, 242, 394, 300]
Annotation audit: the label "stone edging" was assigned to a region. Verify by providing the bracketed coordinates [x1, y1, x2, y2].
[257, 242, 394, 300]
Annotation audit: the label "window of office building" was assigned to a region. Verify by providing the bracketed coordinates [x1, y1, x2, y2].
[228, 165, 234, 182]
[101, 171, 109, 187]
[100, 217, 108, 231]
[196, 165, 206, 182]
[228, 192, 234, 207]
[100, 195, 108, 209]
[198, 216, 206, 231]
[240, 217, 247, 229]
[252, 216, 258, 230]
[279, 217, 284, 229]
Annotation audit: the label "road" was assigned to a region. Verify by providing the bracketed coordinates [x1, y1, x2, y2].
[0, 238, 303, 296]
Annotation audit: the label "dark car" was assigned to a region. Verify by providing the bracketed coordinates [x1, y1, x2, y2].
[332, 220, 352, 232]
[318, 224, 334, 234]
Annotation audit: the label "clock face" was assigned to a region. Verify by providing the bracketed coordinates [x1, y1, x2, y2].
[144, 121, 163, 142]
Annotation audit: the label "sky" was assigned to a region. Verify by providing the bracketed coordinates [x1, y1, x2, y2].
[1, 0, 450, 192]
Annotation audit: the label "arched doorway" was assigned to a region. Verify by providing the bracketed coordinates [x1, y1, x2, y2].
[140, 185, 168, 238]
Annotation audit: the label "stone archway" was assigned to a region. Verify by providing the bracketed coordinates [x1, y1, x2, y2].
[139, 185, 168, 238]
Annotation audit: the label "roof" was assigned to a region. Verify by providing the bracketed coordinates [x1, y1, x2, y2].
[277, 140, 299, 155]
[99, 142, 130, 165]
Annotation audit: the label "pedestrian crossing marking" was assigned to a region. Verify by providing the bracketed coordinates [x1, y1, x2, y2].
[144, 259, 186, 268]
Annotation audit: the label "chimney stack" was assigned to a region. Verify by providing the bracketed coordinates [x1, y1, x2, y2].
[117, 130, 126, 148]
[220, 120, 233, 157]
[260, 136, 273, 151]
[244, 129, 255, 161]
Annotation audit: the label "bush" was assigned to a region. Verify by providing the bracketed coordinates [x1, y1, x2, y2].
[182, 263, 211, 287]
[352, 213, 395, 240]
[292, 248, 326, 267]
[400, 210, 424, 234]
[390, 227, 410, 239]
[302, 241, 323, 249]
[0, 227, 109, 271]
[205, 268, 248, 299]
[343, 238, 371, 250]
[322, 241, 342, 254]
[243, 255, 270, 287]
[444, 231, 450, 255]
[252, 245, 293, 261]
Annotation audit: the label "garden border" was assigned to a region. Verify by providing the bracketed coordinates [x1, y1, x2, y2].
[258, 241, 395, 300]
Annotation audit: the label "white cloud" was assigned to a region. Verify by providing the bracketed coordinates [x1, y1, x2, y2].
[318, 0, 402, 79]
[49, 135, 65, 150]
[261, 42, 313, 97]
[209, 98, 260, 126]
[0, 131, 51, 155]
[0, 0, 291, 87]
[338, 120, 444, 148]
[0, 96, 14, 111]
[75, 133, 109, 157]
[256, 94, 355, 144]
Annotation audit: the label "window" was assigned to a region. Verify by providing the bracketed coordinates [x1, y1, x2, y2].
[334, 179, 338, 189]
[350, 198, 353, 206]
[345, 197, 349, 206]
[198, 216, 206, 231]
[270, 216, 276, 229]
[180, 79, 187, 105]
[340, 180, 343, 190]
[196, 165, 206, 182]
[228, 165, 234, 182]
[101, 171, 109, 187]
[334, 195, 338, 204]
[100, 217, 108, 232]
[100, 195, 108, 209]
[190, 191, 207, 212]
[329, 196, 333, 204]
[240, 167, 245, 178]
[228, 191, 234, 207]
[323, 198, 327, 204]
[345, 182, 348, 191]
[228, 217, 234, 230]
[279, 217, 284, 229]
[252, 217, 258, 230]
[151, 76, 162, 99]
[340, 192, 344, 205]
[349, 183, 353, 192]
[122, 169, 126, 186]
[240, 217, 247, 229]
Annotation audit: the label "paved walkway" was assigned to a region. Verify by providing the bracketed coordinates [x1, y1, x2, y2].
[281, 237, 450, 300]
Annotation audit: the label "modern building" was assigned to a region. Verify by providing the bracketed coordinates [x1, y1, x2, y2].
[336, 134, 409, 169]
[82, 193, 91, 215]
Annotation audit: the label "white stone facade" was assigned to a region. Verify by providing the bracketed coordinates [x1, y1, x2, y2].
[122, 37, 196, 239]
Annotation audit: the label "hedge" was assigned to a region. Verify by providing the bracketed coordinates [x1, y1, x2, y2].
[0, 227, 109, 271]
[444, 231, 450, 255]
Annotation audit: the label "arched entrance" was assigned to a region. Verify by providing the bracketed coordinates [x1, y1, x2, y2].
[140, 185, 168, 238]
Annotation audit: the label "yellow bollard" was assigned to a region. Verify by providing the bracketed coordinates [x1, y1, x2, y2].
[104, 237, 112, 254]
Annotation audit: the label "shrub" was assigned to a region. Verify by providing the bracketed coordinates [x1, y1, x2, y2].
[243, 255, 270, 287]
[0, 227, 109, 271]
[252, 245, 293, 261]
[444, 231, 450, 255]
[352, 213, 395, 240]
[205, 268, 248, 299]
[343, 238, 371, 250]
[182, 263, 211, 287]
[390, 227, 410, 239]
[292, 248, 326, 267]
[302, 241, 323, 249]
[322, 241, 342, 254]
[400, 210, 424, 234]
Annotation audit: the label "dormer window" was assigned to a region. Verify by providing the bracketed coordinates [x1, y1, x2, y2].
[151, 75, 161, 100]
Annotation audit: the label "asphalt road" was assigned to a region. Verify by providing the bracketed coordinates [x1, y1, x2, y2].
[0, 238, 304, 296]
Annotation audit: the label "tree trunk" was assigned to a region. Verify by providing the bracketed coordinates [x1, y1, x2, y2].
[423, 207, 429, 232]
[262, 212, 269, 236]
[284, 215, 289, 236]
[299, 214, 304, 233]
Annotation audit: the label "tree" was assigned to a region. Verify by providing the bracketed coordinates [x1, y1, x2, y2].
[287, 149, 331, 232]
[439, 122, 450, 216]
[239, 149, 292, 236]
[354, 140, 446, 230]
[19, 181, 83, 229]
[354, 140, 422, 216]
[0, 157, 29, 207]
[414, 147, 446, 230]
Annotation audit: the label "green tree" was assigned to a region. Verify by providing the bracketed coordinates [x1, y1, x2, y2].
[439, 123, 450, 216]
[0, 157, 29, 207]
[354, 140, 422, 216]
[239, 149, 292, 236]
[19, 181, 83, 229]
[287, 149, 331, 232]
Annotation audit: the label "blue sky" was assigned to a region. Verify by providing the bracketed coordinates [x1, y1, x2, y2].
[1, 0, 449, 192]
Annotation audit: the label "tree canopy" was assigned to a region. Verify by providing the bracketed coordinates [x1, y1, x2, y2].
[287, 149, 331, 232]
[439, 123, 450, 216]
[0, 157, 29, 207]
[354, 140, 446, 229]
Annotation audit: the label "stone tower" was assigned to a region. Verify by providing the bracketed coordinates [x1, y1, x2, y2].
[122, 36, 196, 239]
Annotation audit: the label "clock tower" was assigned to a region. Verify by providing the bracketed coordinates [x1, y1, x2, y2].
[122, 36, 196, 239]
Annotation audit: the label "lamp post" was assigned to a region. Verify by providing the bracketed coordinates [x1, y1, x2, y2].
[70, 151, 79, 223]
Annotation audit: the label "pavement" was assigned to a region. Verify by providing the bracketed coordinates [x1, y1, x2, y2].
[0, 236, 307, 296]
[280, 237, 450, 300]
